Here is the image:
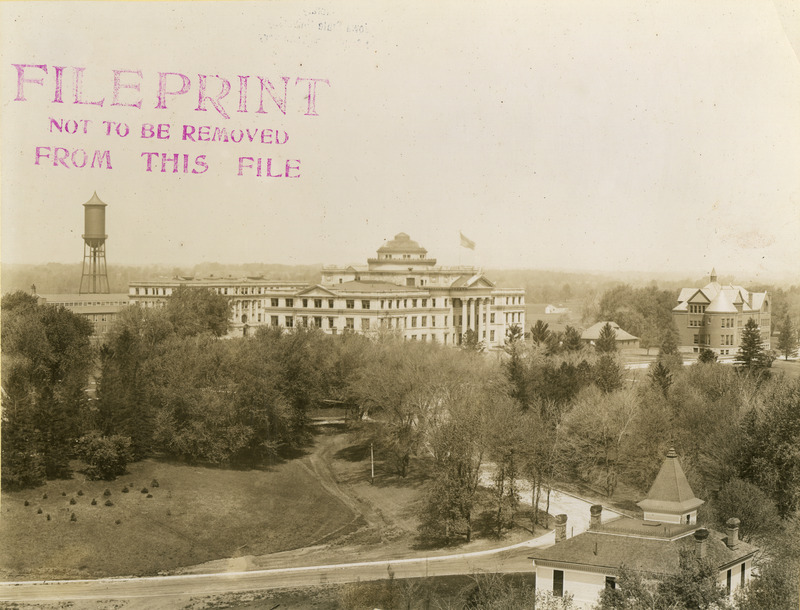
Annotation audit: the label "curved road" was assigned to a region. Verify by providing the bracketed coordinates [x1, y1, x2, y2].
[0, 488, 620, 605]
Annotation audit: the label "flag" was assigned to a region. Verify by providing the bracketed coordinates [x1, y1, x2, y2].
[459, 232, 476, 250]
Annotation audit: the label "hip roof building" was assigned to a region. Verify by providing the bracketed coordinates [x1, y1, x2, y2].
[672, 269, 770, 356]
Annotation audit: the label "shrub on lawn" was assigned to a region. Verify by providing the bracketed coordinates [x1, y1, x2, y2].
[122, 486, 129, 493]
[77, 490, 84, 496]
[24, 500, 29, 507]
[37, 508, 42, 514]
[151, 479, 159, 488]
[1, 447, 47, 490]
[76, 432, 134, 481]
[91, 498, 97, 505]
[61, 491, 66, 496]
[104, 499, 113, 507]
[70, 513, 77, 522]
[147, 494, 153, 498]
[141, 487, 148, 494]
[42, 493, 47, 500]
[103, 489, 111, 497]
[115, 519, 121, 525]
[46, 514, 51, 521]
[69, 497, 76, 505]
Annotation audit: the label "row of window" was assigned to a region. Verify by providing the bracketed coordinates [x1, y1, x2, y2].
[133, 286, 288, 297]
[687, 316, 769, 329]
[240, 296, 525, 311]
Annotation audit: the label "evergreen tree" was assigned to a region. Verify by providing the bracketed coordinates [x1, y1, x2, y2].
[777, 312, 798, 361]
[697, 347, 717, 364]
[594, 354, 623, 393]
[659, 322, 679, 355]
[504, 323, 524, 345]
[530, 320, 551, 346]
[461, 329, 485, 352]
[736, 318, 773, 372]
[563, 325, 583, 352]
[648, 361, 673, 397]
[595, 322, 618, 353]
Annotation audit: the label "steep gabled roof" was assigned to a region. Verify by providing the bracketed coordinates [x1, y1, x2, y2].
[687, 289, 712, 304]
[637, 448, 704, 515]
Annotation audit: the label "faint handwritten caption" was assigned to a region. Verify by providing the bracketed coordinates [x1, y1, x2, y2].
[12, 65, 331, 179]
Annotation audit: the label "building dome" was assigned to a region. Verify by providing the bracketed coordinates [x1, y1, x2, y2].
[377, 232, 427, 255]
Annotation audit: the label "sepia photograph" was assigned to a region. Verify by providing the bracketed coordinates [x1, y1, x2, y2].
[1, 1, 799, 608]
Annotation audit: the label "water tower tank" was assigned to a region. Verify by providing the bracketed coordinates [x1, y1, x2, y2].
[82, 191, 107, 247]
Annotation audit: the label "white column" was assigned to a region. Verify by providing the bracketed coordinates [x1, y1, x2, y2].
[461, 299, 467, 334]
[480, 298, 486, 338]
[486, 298, 492, 343]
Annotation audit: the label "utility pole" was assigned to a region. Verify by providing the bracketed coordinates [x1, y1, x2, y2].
[370, 442, 375, 484]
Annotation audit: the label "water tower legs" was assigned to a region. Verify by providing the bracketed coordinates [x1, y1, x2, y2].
[79, 241, 110, 294]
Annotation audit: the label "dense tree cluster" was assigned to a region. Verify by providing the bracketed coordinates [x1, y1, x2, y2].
[3, 279, 798, 608]
[2, 292, 94, 488]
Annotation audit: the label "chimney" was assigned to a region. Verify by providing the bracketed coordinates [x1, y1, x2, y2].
[590, 504, 603, 529]
[726, 518, 740, 550]
[555, 514, 568, 543]
[694, 528, 709, 559]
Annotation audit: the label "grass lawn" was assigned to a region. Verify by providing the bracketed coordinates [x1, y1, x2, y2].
[0, 440, 358, 580]
[772, 357, 800, 379]
[0, 426, 546, 583]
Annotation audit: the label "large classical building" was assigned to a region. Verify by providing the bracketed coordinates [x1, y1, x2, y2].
[672, 269, 770, 356]
[530, 449, 757, 609]
[129, 233, 526, 348]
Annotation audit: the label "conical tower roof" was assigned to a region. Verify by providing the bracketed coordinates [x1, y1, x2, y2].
[83, 191, 107, 206]
[637, 448, 704, 516]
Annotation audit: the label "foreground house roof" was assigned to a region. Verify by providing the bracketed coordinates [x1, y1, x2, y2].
[531, 526, 757, 576]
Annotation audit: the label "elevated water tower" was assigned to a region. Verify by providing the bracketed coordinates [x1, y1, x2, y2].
[79, 191, 110, 294]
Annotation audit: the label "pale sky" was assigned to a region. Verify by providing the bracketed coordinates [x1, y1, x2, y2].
[2, 1, 799, 281]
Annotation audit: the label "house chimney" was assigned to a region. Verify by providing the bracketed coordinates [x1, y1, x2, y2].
[555, 514, 568, 543]
[726, 518, 740, 550]
[694, 528, 709, 559]
[590, 504, 603, 529]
